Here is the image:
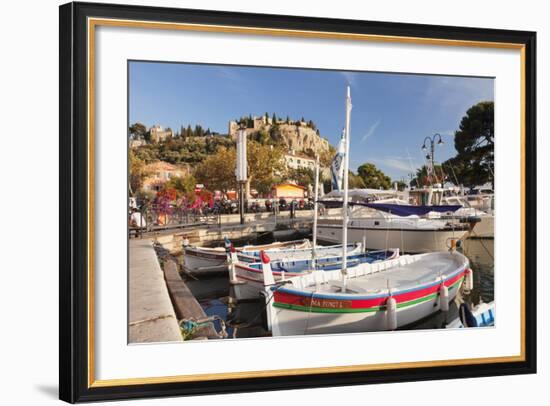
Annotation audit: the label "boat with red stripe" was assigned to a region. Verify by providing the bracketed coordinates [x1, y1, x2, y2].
[262, 250, 472, 336]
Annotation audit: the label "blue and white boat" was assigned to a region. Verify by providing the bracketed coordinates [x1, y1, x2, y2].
[447, 301, 495, 328]
[183, 239, 363, 273]
[230, 247, 399, 299]
[183, 238, 311, 272]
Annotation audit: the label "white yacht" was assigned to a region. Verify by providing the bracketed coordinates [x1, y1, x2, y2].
[317, 203, 469, 253]
[317, 187, 476, 252]
[410, 186, 494, 239]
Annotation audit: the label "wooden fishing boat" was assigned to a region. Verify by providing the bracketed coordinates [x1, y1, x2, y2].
[231, 248, 399, 300]
[183, 238, 311, 272]
[263, 250, 472, 336]
[261, 86, 473, 337]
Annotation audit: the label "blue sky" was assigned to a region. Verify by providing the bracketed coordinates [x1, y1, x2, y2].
[129, 61, 494, 181]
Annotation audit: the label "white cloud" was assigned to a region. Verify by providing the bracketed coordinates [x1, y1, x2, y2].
[371, 155, 421, 174]
[424, 76, 494, 113]
[361, 119, 381, 142]
[435, 130, 455, 137]
[215, 66, 243, 82]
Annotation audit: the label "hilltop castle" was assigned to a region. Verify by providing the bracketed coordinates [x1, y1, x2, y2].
[228, 115, 330, 157]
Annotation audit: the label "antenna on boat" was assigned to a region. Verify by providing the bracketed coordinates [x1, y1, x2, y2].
[311, 154, 320, 271]
[341, 86, 352, 291]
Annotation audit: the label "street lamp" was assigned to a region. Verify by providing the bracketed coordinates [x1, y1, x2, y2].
[421, 133, 444, 184]
[422, 133, 443, 185]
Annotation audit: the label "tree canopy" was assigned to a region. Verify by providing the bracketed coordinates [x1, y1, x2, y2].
[128, 149, 150, 196]
[410, 164, 446, 187]
[356, 163, 392, 189]
[247, 142, 286, 194]
[193, 141, 286, 195]
[132, 136, 235, 165]
[165, 174, 197, 199]
[442, 101, 494, 187]
[129, 122, 147, 139]
[287, 167, 315, 188]
[348, 171, 367, 189]
[194, 147, 237, 192]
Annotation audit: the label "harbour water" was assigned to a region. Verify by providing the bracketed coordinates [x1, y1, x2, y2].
[179, 235, 495, 338]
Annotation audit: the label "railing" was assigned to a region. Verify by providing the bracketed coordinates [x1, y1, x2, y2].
[129, 204, 219, 234]
[129, 203, 319, 236]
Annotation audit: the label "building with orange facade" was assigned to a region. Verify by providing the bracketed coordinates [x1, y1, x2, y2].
[271, 183, 307, 199]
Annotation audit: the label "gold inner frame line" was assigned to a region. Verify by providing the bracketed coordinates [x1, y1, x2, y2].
[87, 17, 527, 388]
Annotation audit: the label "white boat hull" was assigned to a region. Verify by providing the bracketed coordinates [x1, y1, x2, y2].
[272, 282, 462, 335]
[469, 216, 494, 238]
[232, 249, 399, 300]
[317, 224, 468, 253]
[183, 239, 311, 272]
[266, 251, 469, 336]
[183, 250, 226, 271]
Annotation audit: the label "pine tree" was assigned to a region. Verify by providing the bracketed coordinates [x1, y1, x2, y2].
[194, 124, 204, 137]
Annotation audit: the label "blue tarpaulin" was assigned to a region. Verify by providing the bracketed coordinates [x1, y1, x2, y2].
[317, 200, 461, 217]
[363, 203, 461, 217]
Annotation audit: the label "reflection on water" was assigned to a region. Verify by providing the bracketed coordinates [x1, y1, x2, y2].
[408, 238, 494, 330]
[180, 236, 495, 338]
[186, 276, 270, 338]
[462, 238, 494, 304]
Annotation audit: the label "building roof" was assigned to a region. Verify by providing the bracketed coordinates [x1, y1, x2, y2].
[272, 183, 307, 190]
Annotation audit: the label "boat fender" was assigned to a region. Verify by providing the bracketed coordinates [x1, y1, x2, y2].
[386, 296, 397, 331]
[260, 251, 275, 286]
[464, 268, 474, 291]
[439, 284, 449, 312]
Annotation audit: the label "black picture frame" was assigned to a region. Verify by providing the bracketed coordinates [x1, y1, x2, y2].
[59, 1, 537, 403]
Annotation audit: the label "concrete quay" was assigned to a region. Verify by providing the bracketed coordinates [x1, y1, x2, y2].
[163, 260, 218, 339]
[129, 238, 182, 343]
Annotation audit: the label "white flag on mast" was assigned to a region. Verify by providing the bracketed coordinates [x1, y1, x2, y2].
[330, 129, 346, 191]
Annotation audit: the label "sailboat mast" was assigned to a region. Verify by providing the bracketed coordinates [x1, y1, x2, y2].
[341, 86, 352, 288]
[311, 154, 320, 270]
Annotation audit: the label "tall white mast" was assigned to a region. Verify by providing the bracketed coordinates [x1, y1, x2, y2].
[311, 154, 320, 270]
[341, 86, 352, 290]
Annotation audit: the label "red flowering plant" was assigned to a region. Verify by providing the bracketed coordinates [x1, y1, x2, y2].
[154, 187, 178, 215]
